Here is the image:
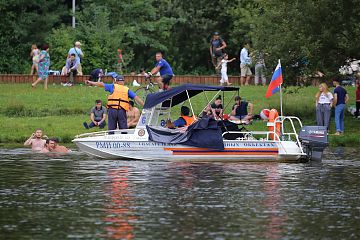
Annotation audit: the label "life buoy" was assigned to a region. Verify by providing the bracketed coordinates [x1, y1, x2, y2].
[267, 109, 281, 140]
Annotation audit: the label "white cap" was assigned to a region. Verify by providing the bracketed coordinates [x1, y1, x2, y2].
[75, 41, 81, 46]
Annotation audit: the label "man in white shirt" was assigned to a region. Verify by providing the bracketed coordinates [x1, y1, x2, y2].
[68, 41, 84, 75]
[240, 42, 252, 86]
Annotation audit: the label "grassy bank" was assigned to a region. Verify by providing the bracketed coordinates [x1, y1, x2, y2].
[0, 83, 358, 147]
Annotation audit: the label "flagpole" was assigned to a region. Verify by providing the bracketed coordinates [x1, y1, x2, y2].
[279, 59, 283, 117]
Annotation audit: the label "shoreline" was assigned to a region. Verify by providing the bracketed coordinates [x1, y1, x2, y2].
[1, 84, 358, 148]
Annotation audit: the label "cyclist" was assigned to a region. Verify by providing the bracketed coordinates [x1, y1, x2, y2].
[146, 52, 174, 90]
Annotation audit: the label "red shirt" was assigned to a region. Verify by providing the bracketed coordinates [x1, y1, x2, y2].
[357, 86, 360, 101]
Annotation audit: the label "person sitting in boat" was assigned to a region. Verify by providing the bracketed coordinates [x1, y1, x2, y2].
[229, 96, 254, 123]
[211, 95, 223, 120]
[24, 128, 48, 151]
[259, 109, 271, 121]
[166, 106, 196, 129]
[84, 75, 144, 131]
[127, 101, 140, 128]
[40, 138, 69, 153]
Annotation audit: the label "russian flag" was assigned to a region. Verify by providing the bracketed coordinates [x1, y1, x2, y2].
[266, 61, 283, 98]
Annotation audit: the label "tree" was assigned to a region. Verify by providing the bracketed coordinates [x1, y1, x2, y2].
[0, 0, 68, 73]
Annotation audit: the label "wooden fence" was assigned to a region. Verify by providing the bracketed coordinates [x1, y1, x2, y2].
[0, 74, 253, 85]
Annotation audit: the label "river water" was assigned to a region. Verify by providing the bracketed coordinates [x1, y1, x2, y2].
[0, 148, 359, 239]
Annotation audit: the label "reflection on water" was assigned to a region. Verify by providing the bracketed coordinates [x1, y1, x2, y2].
[105, 168, 135, 240]
[0, 148, 359, 239]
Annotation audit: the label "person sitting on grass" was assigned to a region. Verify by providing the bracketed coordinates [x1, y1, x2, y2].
[211, 95, 224, 120]
[83, 100, 107, 129]
[229, 96, 254, 123]
[127, 101, 140, 128]
[166, 106, 196, 129]
[40, 138, 69, 153]
[24, 128, 48, 151]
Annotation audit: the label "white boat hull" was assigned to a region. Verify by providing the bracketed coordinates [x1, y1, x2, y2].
[73, 137, 304, 162]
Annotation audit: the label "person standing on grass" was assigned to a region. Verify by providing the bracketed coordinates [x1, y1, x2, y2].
[216, 53, 235, 86]
[68, 41, 84, 75]
[315, 83, 333, 130]
[254, 50, 267, 86]
[333, 78, 349, 135]
[30, 44, 40, 75]
[24, 129, 48, 151]
[210, 32, 227, 74]
[83, 100, 107, 129]
[31, 44, 50, 90]
[355, 80, 360, 118]
[240, 42, 252, 86]
[85, 75, 144, 131]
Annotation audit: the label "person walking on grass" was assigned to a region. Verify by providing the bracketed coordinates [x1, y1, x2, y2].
[210, 32, 227, 74]
[315, 83, 333, 130]
[333, 78, 349, 135]
[31, 44, 50, 90]
[216, 53, 235, 86]
[30, 44, 40, 75]
[240, 42, 252, 86]
[85, 75, 144, 132]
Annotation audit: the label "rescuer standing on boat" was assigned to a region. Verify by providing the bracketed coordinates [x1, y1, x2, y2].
[85, 76, 144, 131]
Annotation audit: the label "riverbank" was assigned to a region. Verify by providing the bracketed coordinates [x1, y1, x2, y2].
[0, 83, 358, 148]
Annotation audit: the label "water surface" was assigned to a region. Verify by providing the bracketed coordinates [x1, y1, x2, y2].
[0, 148, 359, 239]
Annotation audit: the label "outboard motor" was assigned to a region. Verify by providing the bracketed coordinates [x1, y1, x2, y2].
[298, 126, 328, 161]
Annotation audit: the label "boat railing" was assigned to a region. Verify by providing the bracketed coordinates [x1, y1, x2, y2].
[74, 129, 136, 139]
[222, 116, 304, 145]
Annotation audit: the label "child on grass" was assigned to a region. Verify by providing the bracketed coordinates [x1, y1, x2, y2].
[217, 53, 236, 86]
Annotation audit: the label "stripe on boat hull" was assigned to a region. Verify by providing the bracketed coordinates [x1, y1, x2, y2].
[164, 148, 279, 156]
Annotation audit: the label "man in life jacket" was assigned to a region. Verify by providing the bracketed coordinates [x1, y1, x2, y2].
[166, 106, 196, 129]
[85, 76, 144, 131]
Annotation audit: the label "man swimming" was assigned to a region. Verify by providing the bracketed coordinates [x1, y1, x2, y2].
[24, 129, 47, 151]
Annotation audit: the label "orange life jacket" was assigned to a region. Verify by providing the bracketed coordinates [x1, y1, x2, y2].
[268, 109, 281, 140]
[180, 115, 196, 126]
[107, 84, 130, 111]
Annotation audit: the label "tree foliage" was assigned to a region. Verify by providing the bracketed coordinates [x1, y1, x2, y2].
[1, 0, 360, 82]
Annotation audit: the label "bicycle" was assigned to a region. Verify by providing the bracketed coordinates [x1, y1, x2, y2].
[134, 75, 158, 103]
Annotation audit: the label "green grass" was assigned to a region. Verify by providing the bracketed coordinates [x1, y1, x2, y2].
[0, 83, 358, 147]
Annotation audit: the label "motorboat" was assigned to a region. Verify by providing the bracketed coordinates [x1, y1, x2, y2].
[73, 84, 328, 162]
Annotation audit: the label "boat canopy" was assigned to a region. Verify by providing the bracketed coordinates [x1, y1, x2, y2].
[147, 117, 224, 150]
[143, 84, 239, 109]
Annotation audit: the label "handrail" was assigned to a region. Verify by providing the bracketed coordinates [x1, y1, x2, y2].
[274, 116, 305, 154]
[74, 129, 135, 139]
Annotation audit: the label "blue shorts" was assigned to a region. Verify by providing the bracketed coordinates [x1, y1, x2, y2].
[161, 74, 173, 84]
